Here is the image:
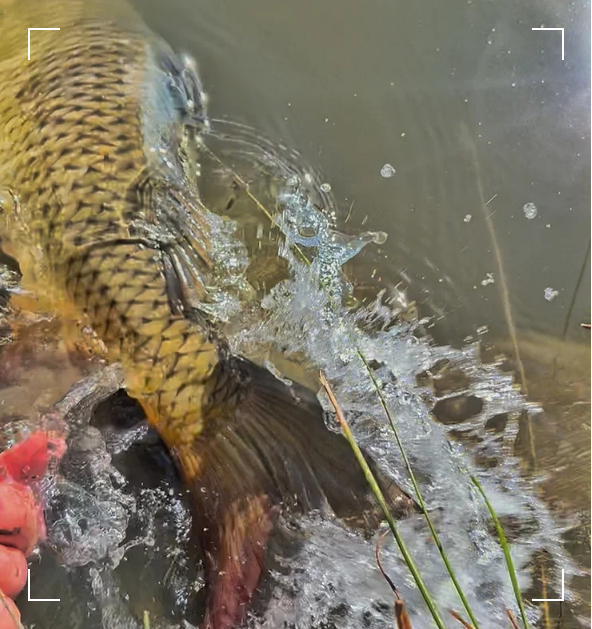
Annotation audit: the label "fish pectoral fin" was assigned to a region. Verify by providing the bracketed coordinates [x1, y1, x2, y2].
[177, 357, 416, 629]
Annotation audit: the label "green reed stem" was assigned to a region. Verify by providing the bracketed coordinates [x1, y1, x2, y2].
[471, 476, 530, 629]
[143, 610, 150, 629]
[358, 350, 482, 629]
[320, 373, 446, 629]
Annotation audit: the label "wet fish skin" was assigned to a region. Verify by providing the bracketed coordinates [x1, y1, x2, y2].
[0, 0, 216, 446]
[0, 2, 416, 627]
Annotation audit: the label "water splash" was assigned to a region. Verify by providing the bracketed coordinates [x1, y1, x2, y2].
[42, 416, 199, 628]
[275, 177, 387, 313]
[232, 183, 577, 628]
[45, 426, 134, 567]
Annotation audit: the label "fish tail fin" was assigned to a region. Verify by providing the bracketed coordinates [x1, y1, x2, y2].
[175, 358, 415, 629]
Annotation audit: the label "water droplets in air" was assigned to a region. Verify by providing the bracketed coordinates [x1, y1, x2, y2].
[481, 272, 495, 286]
[380, 163, 396, 178]
[523, 202, 538, 219]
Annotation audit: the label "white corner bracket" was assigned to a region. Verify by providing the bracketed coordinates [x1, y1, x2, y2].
[28, 27, 60, 60]
[532, 568, 565, 602]
[531, 27, 565, 61]
[27, 568, 61, 602]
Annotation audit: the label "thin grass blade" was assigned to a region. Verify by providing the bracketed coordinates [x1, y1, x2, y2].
[358, 350, 481, 629]
[320, 372, 447, 629]
[471, 476, 530, 629]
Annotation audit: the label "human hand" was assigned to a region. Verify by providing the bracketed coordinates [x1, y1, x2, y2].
[0, 483, 38, 628]
[0, 432, 67, 628]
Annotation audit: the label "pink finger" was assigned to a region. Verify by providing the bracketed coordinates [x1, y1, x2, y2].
[0, 592, 21, 629]
[0, 483, 40, 556]
[0, 546, 27, 599]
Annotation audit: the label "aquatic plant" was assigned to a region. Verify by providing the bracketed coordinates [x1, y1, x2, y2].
[471, 476, 530, 629]
[320, 372, 447, 629]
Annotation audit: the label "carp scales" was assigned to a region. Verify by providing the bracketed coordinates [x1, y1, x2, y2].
[0, 1, 414, 627]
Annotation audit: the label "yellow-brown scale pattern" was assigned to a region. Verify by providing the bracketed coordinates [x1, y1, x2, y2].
[0, 2, 219, 446]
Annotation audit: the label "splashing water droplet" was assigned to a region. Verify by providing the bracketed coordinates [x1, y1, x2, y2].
[380, 163, 396, 178]
[481, 272, 495, 286]
[544, 287, 559, 301]
[371, 231, 388, 245]
[464, 214, 472, 223]
[319, 182, 332, 193]
[523, 202, 538, 219]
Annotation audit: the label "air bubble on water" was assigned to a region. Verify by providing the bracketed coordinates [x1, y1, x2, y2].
[380, 163, 396, 178]
[523, 202, 538, 219]
[544, 287, 559, 301]
[464, 214, 472, 222]
[319, 182, 332, 193]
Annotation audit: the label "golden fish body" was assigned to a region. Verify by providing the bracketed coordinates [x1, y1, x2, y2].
[0, 0, 217, 446]
[0, 2, 414, 627]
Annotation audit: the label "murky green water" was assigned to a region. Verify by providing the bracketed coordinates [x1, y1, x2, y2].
[1, 0, 589, 627]
[136, 0, 591, 342]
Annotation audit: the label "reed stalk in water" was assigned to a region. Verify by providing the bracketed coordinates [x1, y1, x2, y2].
[375, 529, 414, 629]
[449, 609, 476, 629]
[506, 608, 521, 629]
[320, 373, 447, 629]
[358, 350, 482, 629]
[471, 476, 530, 629]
